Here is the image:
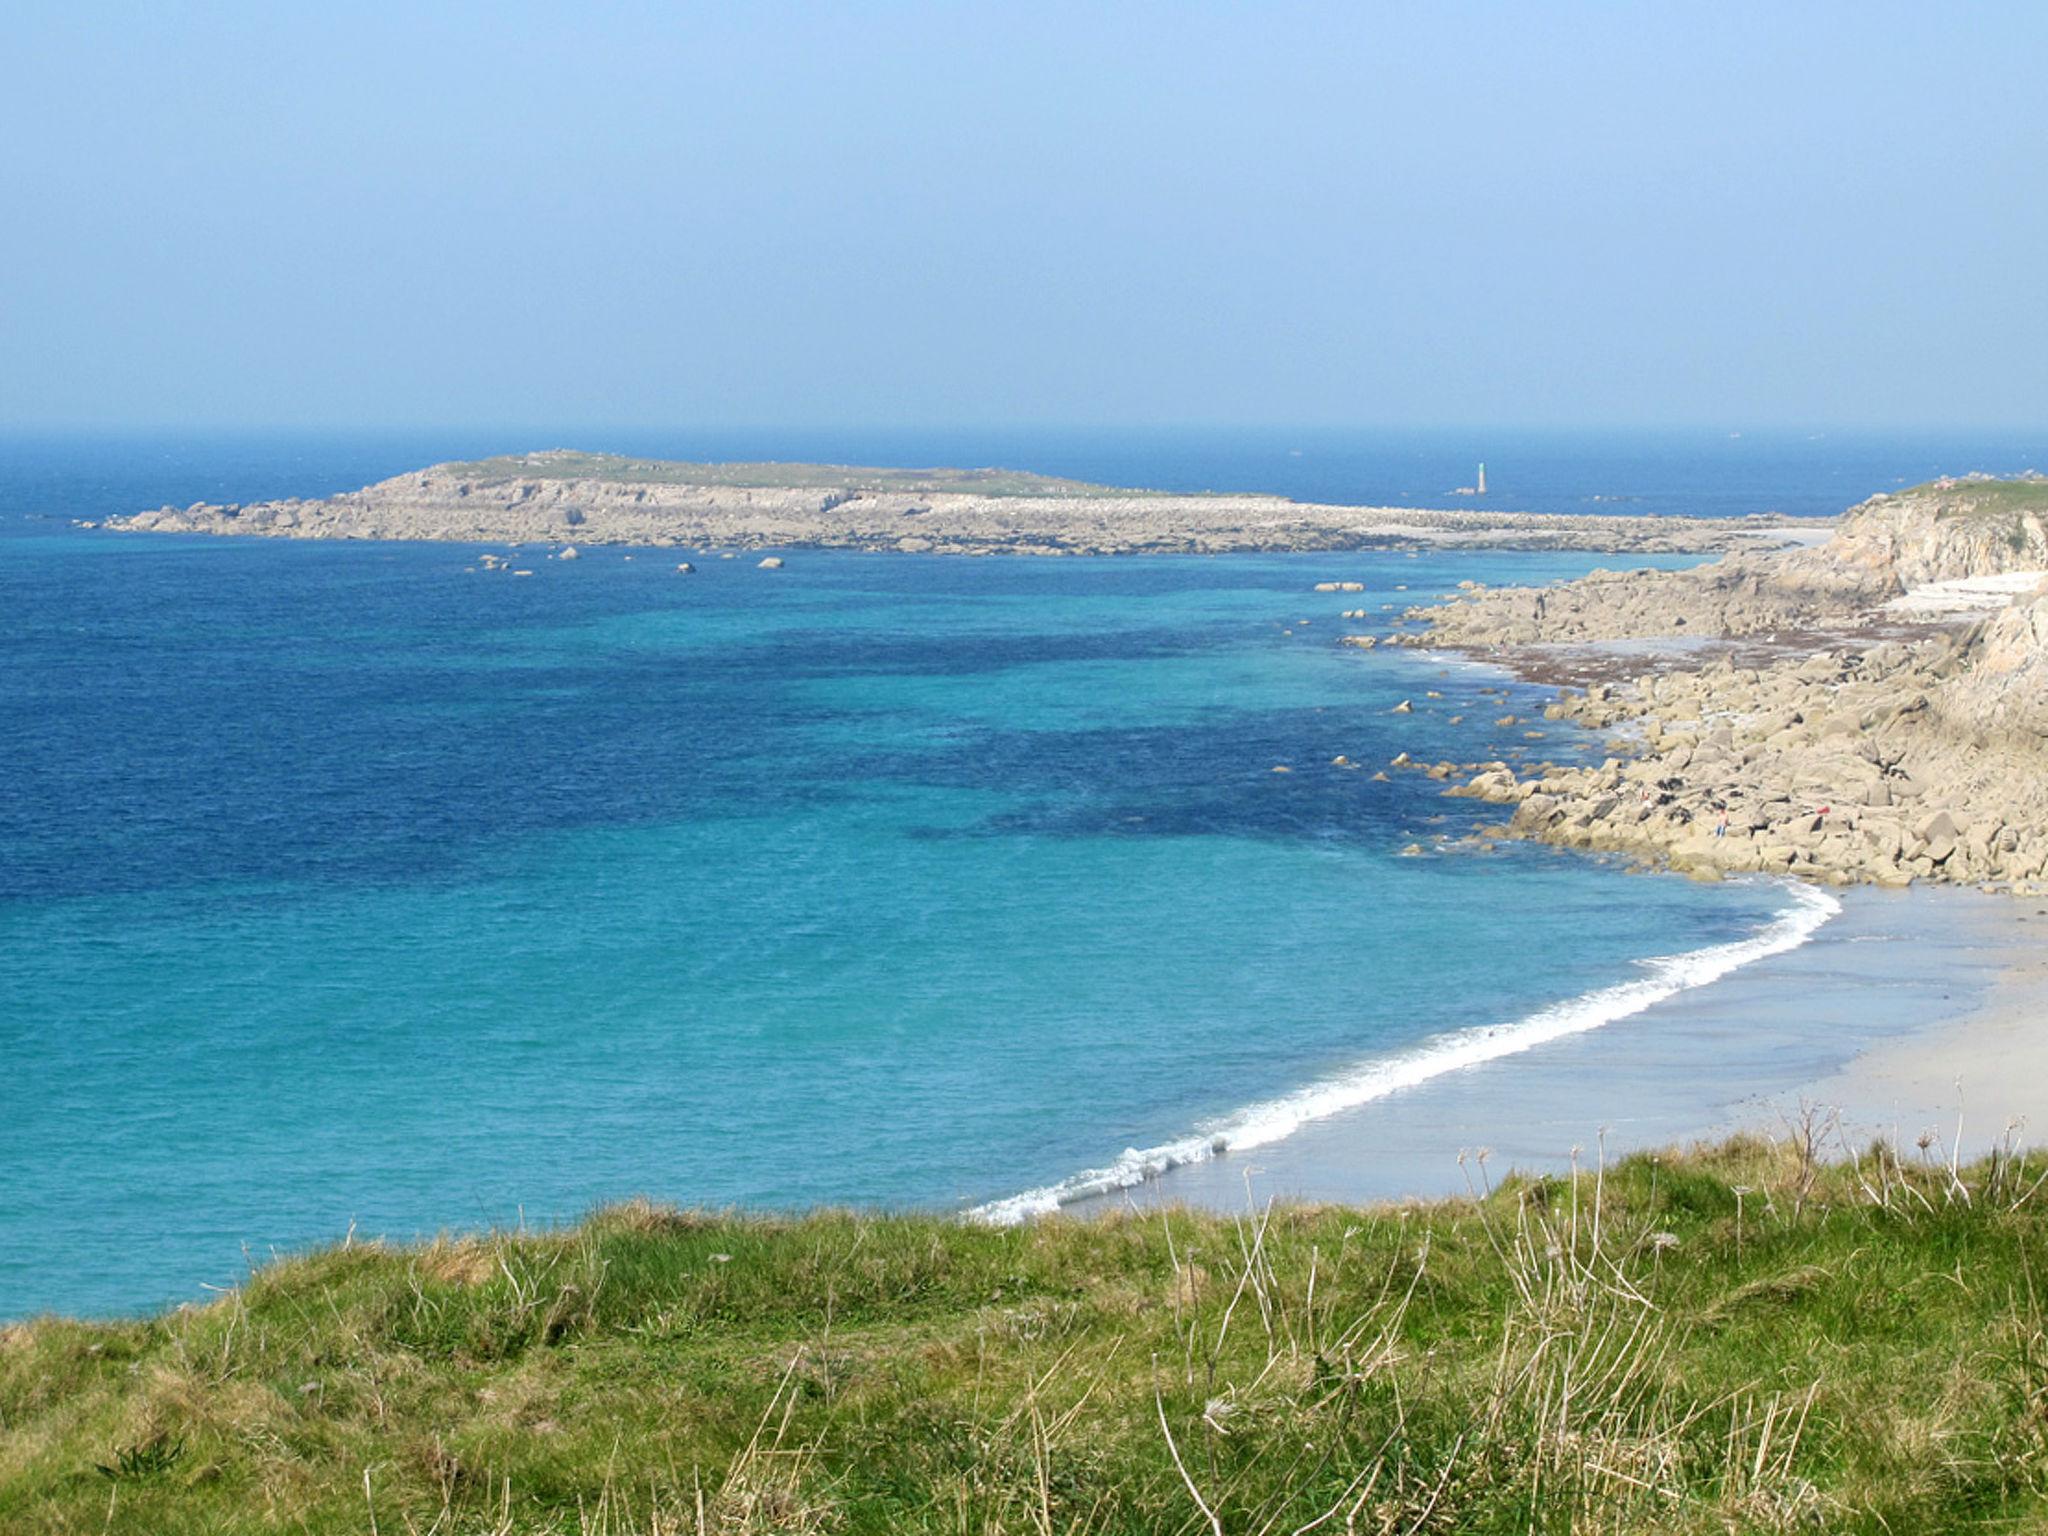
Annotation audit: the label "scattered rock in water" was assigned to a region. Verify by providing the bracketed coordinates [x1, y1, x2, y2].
[1391, 699, 1414, 714]
[676, 562, 696, 573]
[558, 546, 580, 560]
[758, 556, 784, 569]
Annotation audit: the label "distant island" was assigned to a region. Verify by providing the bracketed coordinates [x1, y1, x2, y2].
[100, 448, 1798, 556]
[101, 456, 2048, 897]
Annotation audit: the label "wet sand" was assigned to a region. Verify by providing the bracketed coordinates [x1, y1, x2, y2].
[1083, 883, 2046, 1214]
[1773, 892, 2048, 1154]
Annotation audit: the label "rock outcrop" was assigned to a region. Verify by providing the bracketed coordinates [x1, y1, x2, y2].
[102, 450, 1803, 558]
[1408, 477, 2048, 894]
[1415, 476, 2048, 647]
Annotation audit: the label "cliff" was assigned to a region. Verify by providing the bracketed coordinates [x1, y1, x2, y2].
[1415, 476, 2048, 646]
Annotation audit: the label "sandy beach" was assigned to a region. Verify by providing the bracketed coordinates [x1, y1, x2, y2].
[1086, 881, 2048, 1214]
[1778, 889, 2048, 1155]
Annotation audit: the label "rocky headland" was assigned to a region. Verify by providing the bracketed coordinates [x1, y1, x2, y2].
[99, 448, 1797, 557]
[98, 451, 2048, 891]
[1395, 476, 2048, 894]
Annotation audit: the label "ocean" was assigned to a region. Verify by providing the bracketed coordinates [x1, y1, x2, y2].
[0, 429, 2034, 1317]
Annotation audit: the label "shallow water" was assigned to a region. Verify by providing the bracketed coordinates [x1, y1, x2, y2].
[0, 523, 1810, 1316]
[26, 426, 2032, 1316]
[1115, 884, 2012, 1214]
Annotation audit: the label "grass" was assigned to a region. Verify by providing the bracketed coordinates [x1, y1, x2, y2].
[8, 1127, 2048, 1532]
[1901, 476, 2048, 519]
[431, 451, 1139, 498]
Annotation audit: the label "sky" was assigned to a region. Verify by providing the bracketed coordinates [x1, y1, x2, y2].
[3, 2, 2045, 433]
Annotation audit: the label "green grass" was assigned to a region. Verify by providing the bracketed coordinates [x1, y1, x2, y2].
[431, 451, 1140, 498]
[1901, 476, 2048, 518]
[8, 1131, 2048, 1532]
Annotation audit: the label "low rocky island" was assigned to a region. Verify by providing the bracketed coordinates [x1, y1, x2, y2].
[100, 453, 2048, 893]
[102, 448, 1799, 556]
[1396, 476, 2048, 894]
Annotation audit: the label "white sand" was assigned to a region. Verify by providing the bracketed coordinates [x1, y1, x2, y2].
[1753, 896, 2048, 1154]
[1075, 884, 2046, 1215]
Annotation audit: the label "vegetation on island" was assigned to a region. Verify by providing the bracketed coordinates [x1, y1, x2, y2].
[7, 1130, 2048, 1533]
[436, 451, 1137, 499]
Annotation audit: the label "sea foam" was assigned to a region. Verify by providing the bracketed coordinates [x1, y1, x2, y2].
[970, 880, 1842, 1224]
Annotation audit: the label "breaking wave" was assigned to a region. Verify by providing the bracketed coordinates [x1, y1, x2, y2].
[969, 881, 1841, 1223]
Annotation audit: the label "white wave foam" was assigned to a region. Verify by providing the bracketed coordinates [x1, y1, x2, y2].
[969, 882, 1841, 1224]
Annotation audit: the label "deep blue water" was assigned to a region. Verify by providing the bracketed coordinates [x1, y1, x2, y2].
[0, 430, 2020, 1317]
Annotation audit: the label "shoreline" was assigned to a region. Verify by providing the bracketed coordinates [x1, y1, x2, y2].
[1396, 476, 2048, 896]
[1069, 881, 2044, 1216]
[1762, 888, 2048, 1153]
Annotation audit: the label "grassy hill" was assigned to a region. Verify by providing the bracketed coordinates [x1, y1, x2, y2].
[435, 451, 1137, 498]
[1902, 474, 2048, 518]
[6, 1133, 2048, 1532]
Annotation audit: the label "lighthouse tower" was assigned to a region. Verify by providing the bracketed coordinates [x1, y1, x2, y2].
[1476, 463, 1487, 496]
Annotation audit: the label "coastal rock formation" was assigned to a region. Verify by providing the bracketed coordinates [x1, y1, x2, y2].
[1412, 477, 2048, 894]
[102, 449, 1802, 558]
[1415, 476, 2048, 647]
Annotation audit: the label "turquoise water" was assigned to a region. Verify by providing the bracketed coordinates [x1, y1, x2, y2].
[0, 527, 1807, 1316]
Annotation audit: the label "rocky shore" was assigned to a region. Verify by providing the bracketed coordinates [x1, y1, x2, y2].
[99, 448, 1797, 557]
[1396, 476, 2048, 894]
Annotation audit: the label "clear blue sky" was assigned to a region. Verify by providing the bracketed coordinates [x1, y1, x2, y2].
[4, 2, 2044, 432]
